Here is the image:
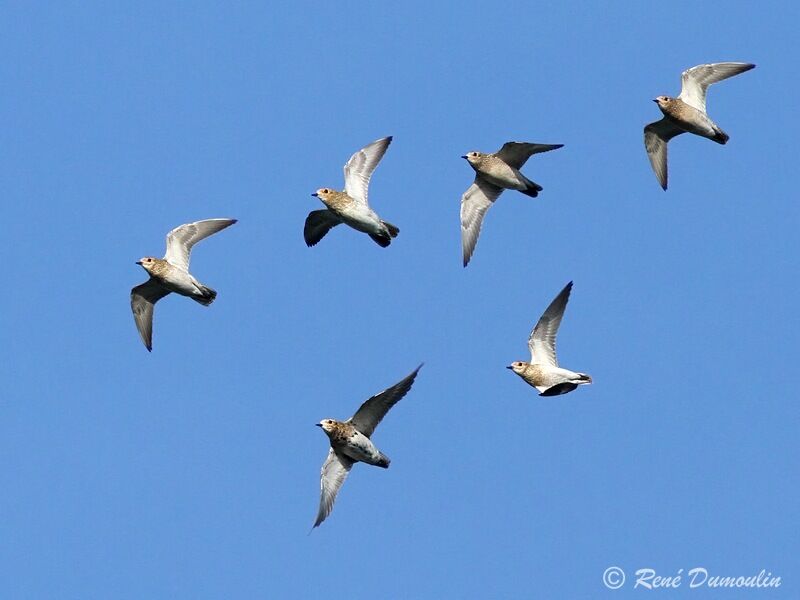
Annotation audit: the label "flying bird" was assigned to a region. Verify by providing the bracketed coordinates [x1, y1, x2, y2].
[644, 62, 755, 190]
[313, 364, 422, 529]
[460, 141, 563, 266]
[305, 136, 399, 248]
[508, 282, 591, 396]
[130, 218, 237, 351]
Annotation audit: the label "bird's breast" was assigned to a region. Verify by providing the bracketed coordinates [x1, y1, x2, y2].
[321, 193, 354, 213]
[662, 102, 717, 137]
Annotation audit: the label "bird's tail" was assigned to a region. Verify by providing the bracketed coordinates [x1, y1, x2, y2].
[368, 221, 399, 248]
[369, 233, 391, 247]
[192, 285, 217, 306]
[376, 452, 391, 468]
[382, 221, 399, 238]
[519, 175, 543, 198]
[712, 127, 729, 145]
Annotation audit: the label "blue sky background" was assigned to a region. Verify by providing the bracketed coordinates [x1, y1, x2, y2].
[1, 2, 798, 598]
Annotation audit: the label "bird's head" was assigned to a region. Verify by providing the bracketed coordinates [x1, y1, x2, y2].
[653, 95, 672, 108]
[136, 257, 158, 274]
[316, 419, 337, 434]
[461, 151, 484, 166]
[507, 361, 527, 375]
[312, 188, 335, 202]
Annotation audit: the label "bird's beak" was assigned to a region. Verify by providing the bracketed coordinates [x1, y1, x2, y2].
[315, 423, 322, 427]
[506, 365, 513, 370]
[652, 98, 659, 103]
[311, 192, 318, 197]
[135, 260, 142, 265]
[460, 155, 468, 160]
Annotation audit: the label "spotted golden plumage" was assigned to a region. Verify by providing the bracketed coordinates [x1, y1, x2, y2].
[644, 62, 755, 190]
[460, 141, 563, 267]
[313, 364, 423, 529]
[507, 282, 592, 396]
[130, 218, 237, 351]
[305, 136, 399, 248]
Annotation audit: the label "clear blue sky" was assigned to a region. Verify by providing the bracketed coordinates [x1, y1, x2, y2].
[1, 2, 797, 598]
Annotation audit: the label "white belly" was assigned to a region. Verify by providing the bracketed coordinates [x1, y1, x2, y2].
[341, 430, 384, 465]
[338, 205, 384, 234]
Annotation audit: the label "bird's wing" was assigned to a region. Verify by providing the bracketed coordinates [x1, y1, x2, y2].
[130, 279, 170, 352]
[678, 62, 755, 113]
[528, 281, 573, 367]
[494, 142, 564, 169]
[163, 218, 237, 272]
[313, 449, 354, 528]
[343, 136, 392, 206]
[460, 176, 504, 267]
[644, 117, 684, 191]
[348, 364, 422, 438]
[304, 210, 341, 247]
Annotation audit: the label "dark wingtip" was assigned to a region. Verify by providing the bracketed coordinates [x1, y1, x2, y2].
[405, 364, 423, 382]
